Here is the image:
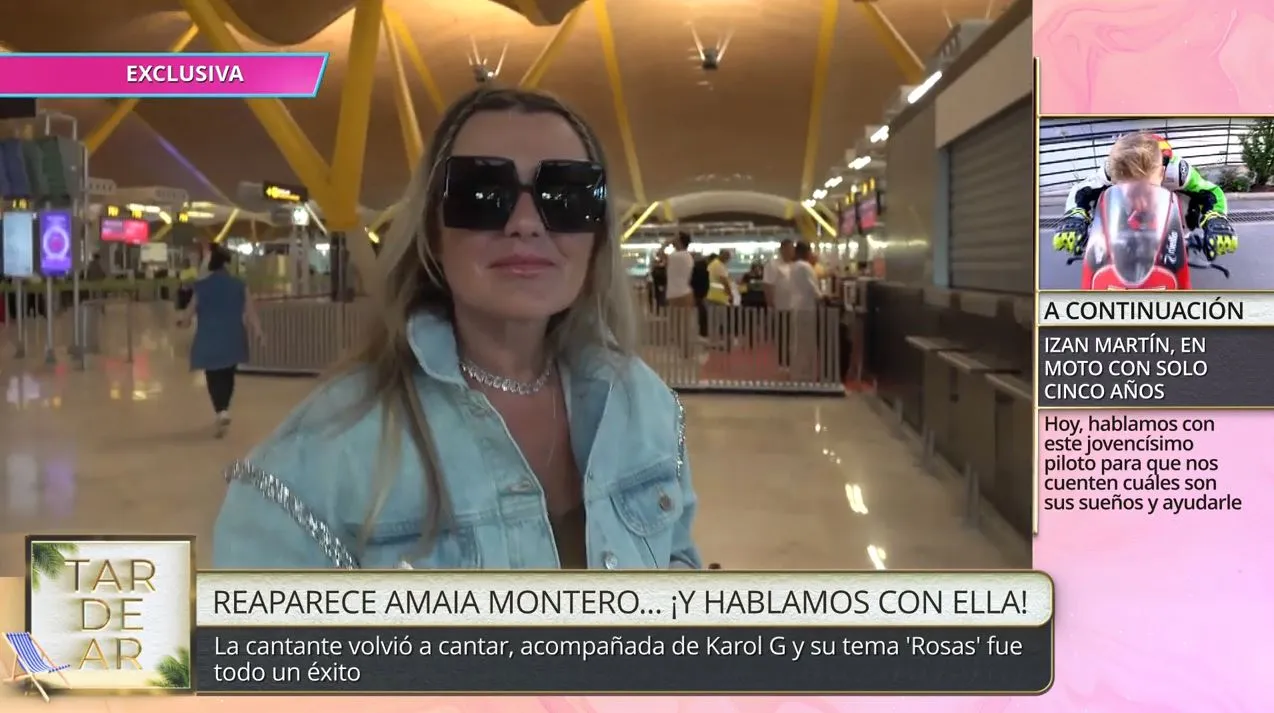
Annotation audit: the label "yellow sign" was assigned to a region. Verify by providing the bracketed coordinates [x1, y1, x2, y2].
[105, 205, 121, 218]
[262, 181, 308, 204]
[177, 212, 189, 223]
[8, 197, 30, 210]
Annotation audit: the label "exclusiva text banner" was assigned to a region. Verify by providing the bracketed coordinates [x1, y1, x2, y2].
[194, 570, 1054, 695]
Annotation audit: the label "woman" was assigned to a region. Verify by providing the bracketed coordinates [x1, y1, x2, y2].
[212, 88, 701, 571]
[179, 245, 263, 438]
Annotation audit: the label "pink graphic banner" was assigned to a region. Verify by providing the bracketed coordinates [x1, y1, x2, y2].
[0, 53, 328, 97]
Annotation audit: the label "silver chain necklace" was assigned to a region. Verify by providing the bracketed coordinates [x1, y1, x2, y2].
[460, 359, 553, 395]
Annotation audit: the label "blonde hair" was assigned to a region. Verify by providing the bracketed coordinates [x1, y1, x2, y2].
[1107, 132, 1163, 182]
[343, 87, 639, 555]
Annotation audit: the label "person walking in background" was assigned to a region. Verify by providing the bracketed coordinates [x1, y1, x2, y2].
[177, 245, 263, 438]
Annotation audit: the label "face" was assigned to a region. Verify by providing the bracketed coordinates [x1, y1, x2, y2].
[780, 243, 796, 261]
[1149, 165, 1166, 186]
[438, 110, 600, 323]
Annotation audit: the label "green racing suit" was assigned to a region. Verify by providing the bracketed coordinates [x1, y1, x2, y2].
[1064, 155, 1227, 227]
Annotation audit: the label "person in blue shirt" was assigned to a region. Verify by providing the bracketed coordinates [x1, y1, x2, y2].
[212, 87, 701, 571]
[178, 245, 263, 438]
[1051, 132, 1238, 260]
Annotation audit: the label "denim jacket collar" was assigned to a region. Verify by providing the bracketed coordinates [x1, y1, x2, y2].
[405, 309, 616, 387]
[405, 310, 617, 480]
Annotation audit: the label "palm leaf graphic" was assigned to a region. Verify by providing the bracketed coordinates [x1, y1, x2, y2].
[29, 542, 78, 590]
[149, 647, 191, 688]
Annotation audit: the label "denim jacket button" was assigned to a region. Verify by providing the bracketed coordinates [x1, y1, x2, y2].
[602, 552, 618, 570]
[658, 493, 673, 511]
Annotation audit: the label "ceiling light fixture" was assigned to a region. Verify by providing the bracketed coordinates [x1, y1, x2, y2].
[690, 25, 734, 71]
[468, 36, 507, 83]
[907, 71, 943, 104]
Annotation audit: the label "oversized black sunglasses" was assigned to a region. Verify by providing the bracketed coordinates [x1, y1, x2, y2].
[441, 155, 608, 233]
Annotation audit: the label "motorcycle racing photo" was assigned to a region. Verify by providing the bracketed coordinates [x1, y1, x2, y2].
[1038, 119, 1257, 290]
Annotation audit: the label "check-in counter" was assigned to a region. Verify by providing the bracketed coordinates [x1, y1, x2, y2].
[987, 373, 1034, 536]
[936, 350, 1021, 523]
[904, 335, 966, 461]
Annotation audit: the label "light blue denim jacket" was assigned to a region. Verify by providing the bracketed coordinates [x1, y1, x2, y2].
[212, 311, 700, 570]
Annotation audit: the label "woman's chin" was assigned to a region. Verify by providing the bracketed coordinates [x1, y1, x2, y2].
[465, 299, 576, 324]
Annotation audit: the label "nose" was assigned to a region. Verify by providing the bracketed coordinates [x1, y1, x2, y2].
[503, 191, 545, 238]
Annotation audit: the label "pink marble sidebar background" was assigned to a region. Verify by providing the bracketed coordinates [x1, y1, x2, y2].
[1035, 0, 1274, 113]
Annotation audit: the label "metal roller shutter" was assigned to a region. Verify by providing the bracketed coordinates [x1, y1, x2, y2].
[948, 98, 1033, 293]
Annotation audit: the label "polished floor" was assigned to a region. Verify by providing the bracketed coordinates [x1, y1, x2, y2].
[0, 305, 1026, 576]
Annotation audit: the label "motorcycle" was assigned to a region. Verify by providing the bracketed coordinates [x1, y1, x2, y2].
[1065, 182, 1230, 289]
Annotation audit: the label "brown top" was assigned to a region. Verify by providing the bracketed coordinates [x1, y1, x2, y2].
[550, 504, 588, 569]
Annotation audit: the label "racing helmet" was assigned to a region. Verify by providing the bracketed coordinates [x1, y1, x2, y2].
[1149, 133, 1174, 166]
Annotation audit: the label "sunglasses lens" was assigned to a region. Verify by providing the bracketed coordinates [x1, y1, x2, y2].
[442, 157, 520, 230]
[534, 161, 608, 233]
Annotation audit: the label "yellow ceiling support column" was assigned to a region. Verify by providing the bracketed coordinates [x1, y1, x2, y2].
[179, 0, 332, 207]
[386, 9, 446, 114]
[661, 202, 674, 223]
[798, 0, 840, 201]
[594, 0, 647, 207]
[520, 6, 582, 88]
[213, 208, 240, 244]
[327, 0, 384, 232]
[802, 201, 837, 236]
[323, 0, 384, 286]
[855, 1, 925, 84]
[85, 25, 199, 155]
[621, 202, 660, 242]
[369, 204, 398, 234]
[383, 14, 424, 171]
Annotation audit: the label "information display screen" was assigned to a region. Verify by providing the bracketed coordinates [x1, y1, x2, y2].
[123, 218, 150, 245]
[100, 217, 127, 242]
[101, 217, 150, 244]
[38, 209, 72, 276]
[2, 210, 35, 277]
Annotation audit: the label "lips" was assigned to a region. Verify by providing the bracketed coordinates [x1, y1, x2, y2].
[489, 255, 556, 269]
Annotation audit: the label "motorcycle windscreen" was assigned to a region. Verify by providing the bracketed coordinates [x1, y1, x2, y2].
[1093, 182, 1181, 288]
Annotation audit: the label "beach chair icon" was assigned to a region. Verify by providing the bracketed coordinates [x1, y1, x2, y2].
[4, 632, 71, 702]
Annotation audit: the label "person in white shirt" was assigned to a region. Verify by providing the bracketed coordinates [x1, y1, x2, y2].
[663, 232, 697, 357]
[763, 239, 796, 369]
[664, 233, 695, 305]
[762, 239, 795, 309]
[789, 242, 824, 310]
[789, 242, 826, 379]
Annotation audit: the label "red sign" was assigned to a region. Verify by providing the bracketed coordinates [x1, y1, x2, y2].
[101, 218, 151, 244]
[123, 219, 150, 245]
[100, 218, 127, 242]
[858, 198, 878, 231]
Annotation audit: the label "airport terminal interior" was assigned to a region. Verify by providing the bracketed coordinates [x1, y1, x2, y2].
[0, 0, 1034, 575]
